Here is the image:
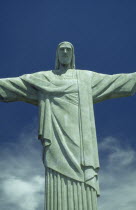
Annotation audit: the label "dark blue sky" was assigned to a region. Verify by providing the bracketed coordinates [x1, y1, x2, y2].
[0, 0, 136, 152]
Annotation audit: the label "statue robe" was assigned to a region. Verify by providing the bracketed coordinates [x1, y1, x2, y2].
[0, 69, 136, 197]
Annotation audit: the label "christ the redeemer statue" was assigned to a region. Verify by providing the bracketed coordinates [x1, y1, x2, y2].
[0, 41, 136, 210]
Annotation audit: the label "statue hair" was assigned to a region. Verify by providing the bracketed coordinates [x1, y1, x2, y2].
[55, 41, 76, 70]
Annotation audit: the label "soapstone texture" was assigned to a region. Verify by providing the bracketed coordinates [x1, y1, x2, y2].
[0, 42, 136, 210]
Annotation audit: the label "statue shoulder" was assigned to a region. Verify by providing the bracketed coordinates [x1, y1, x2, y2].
[32, 70, 52, 76]
[21, 70, 53, 79]
[76, 69, 94, 78]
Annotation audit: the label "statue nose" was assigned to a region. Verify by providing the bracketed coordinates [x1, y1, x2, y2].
[64, 49, 67, 53]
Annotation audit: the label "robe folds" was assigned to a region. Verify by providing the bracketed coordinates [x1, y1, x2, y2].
[0, 69, 136, 196]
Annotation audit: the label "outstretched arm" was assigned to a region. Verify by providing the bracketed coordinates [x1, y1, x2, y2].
[0, 76, 38, 105]
[92, 71, 136, 104]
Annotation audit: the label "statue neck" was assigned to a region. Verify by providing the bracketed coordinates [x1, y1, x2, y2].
[59, 63, 71, 72]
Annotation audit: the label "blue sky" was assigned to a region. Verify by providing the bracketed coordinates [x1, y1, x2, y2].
[0, 0, 136, 209]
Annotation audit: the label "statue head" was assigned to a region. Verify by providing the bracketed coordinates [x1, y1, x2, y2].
[55, 41, 75, 70]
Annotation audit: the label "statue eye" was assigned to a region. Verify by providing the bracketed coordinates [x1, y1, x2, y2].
[67, 48, 72, 51]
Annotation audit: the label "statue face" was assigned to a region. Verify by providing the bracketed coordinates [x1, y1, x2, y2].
[58, 43, 72, 66]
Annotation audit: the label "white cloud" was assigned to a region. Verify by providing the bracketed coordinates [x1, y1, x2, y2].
[98, 136, 136, 210]
[0, 123, 45, 210]
[2, 176, 44, 210]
